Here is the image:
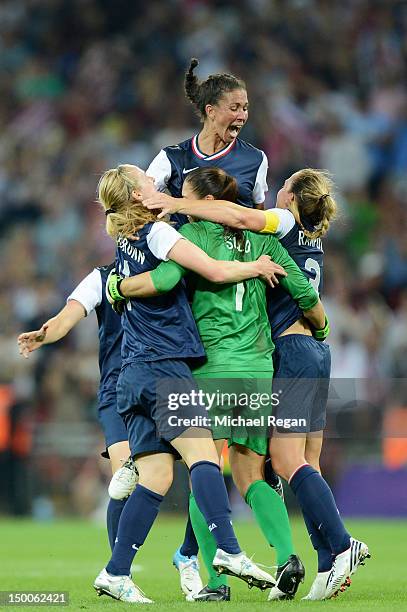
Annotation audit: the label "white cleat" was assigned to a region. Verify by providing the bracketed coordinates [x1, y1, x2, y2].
[94, 568, 153, 603]
[324, 547, 351, 599]
[108, 458, 138, 500]
[212, 549, 275, 591]
[172, 547, 203, 601]
[349, 537, 370, 576]
[301, 571, 330, 600]
[324, 537, 370, 599]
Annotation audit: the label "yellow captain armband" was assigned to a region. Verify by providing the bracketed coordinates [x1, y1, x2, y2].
[259, 210, 280, 234]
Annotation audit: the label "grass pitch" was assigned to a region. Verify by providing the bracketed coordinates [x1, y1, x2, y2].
[1, 515, 406, 610]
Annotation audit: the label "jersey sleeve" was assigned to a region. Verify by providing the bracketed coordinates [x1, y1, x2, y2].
[147, 221, 184, 261]
[146, 150, 172, 192]
[150, 222, 207, 292]
[264, 238, 319, 311]
[260, 208, 296, 237]
[67, 268, 102, 316]
[252, 151, 269, 204]
[150, 260, 187, 293]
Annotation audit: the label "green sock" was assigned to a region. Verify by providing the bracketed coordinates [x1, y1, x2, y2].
[189, 493, 228, 589]
[245, 479, 294, 566]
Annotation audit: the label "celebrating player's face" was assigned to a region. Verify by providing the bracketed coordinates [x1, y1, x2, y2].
[276, 176, 294, 209]
[124, 165, 157, 201]
[208, 89, 249, 144]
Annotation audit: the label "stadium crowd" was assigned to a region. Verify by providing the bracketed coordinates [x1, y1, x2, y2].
[1, 0, 406, 514]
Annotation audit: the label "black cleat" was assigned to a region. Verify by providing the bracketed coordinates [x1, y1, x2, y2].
[193, 585, 231, 601]
[264, 458, 284, 500]
[267, 554, 305, 600]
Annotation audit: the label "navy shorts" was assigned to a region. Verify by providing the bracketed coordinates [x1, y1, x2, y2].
[97, 386, 128, 458]
[117, 359, 209, 458]
[272, 334, 331, 433]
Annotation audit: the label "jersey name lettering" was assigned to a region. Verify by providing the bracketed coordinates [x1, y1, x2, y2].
[298, 231, 323, 251]
[117, 237, 146, 265]
[224, 237, 251, 253]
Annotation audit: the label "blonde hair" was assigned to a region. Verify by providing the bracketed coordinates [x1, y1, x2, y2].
[97, 165, 161, 238]
[288, 168, 337, 240]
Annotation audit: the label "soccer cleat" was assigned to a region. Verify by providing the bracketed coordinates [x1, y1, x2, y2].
[324, 546, 351, 599]
[349, 537, 370, 576]
[192, 584, 231, 601]
[324, 538, 370, 599]
[267, 554, 305, 600]
[264, 458, 284, 500]
[94, 568, 153, 603]
[301, 571, 330, 600]
[108, 458, 139, 500]
[212, 549, 276, 590]
[173, 547, 203, 600]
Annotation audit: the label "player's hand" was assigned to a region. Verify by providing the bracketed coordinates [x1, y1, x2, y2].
[255, 255, 287, 288]
[143, 193, 182, 219]
[17, 324, 49, 358]
[106, 269, 127, 314]
[312, 315, 330, 341]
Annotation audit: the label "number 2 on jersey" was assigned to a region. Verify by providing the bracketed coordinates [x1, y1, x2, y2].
[305, 257, 321, 293]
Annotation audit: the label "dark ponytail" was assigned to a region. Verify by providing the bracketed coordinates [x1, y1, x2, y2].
[185, 58, 200, 105]
[184, 58, 246, 121]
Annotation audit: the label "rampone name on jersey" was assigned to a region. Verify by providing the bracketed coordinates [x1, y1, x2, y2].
[298, 231, 323, 251]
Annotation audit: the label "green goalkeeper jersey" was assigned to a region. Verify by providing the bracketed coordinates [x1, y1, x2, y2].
[150, 221, 318, 374]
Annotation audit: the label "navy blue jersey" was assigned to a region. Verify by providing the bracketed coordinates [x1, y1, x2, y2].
[267, 212, 324, 339]
[116, 221, 205, 365]
[68, 264, 122, 392]
[147, 135, 268, 208]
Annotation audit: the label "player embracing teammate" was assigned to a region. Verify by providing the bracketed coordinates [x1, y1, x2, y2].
[145, 167, 371, 600]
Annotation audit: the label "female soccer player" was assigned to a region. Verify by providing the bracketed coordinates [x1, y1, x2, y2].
[17, 263, 136, 552]
[93, 164, 278, 603]
[107, 167, 328, 601]
[17, 220, 279, 601]
[143, 169, 370, 600]
[146, 57, 271, 588]
[147, 58, 268, 210]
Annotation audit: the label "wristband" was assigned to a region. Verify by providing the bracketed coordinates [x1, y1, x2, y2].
[108, 273, 125, 302]
[313, 315, 330, 341]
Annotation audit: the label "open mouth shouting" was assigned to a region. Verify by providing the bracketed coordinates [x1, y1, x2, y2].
[228, 123, 244, 139]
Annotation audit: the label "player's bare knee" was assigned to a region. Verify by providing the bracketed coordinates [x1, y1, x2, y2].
[271, 457, 290, 481]
[137, 460, 173, 496]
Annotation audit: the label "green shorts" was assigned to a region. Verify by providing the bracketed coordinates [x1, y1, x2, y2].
[195, 371, 273, 456]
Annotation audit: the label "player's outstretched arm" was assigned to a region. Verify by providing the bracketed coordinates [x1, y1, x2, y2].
[143, 192, 266, 231]
[115, 251, 286, 302]
[108, 270, 161, 300]
[17, 301, 86, 358]
[167, 238, 285, 285]
[113, 221, 287, 303]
